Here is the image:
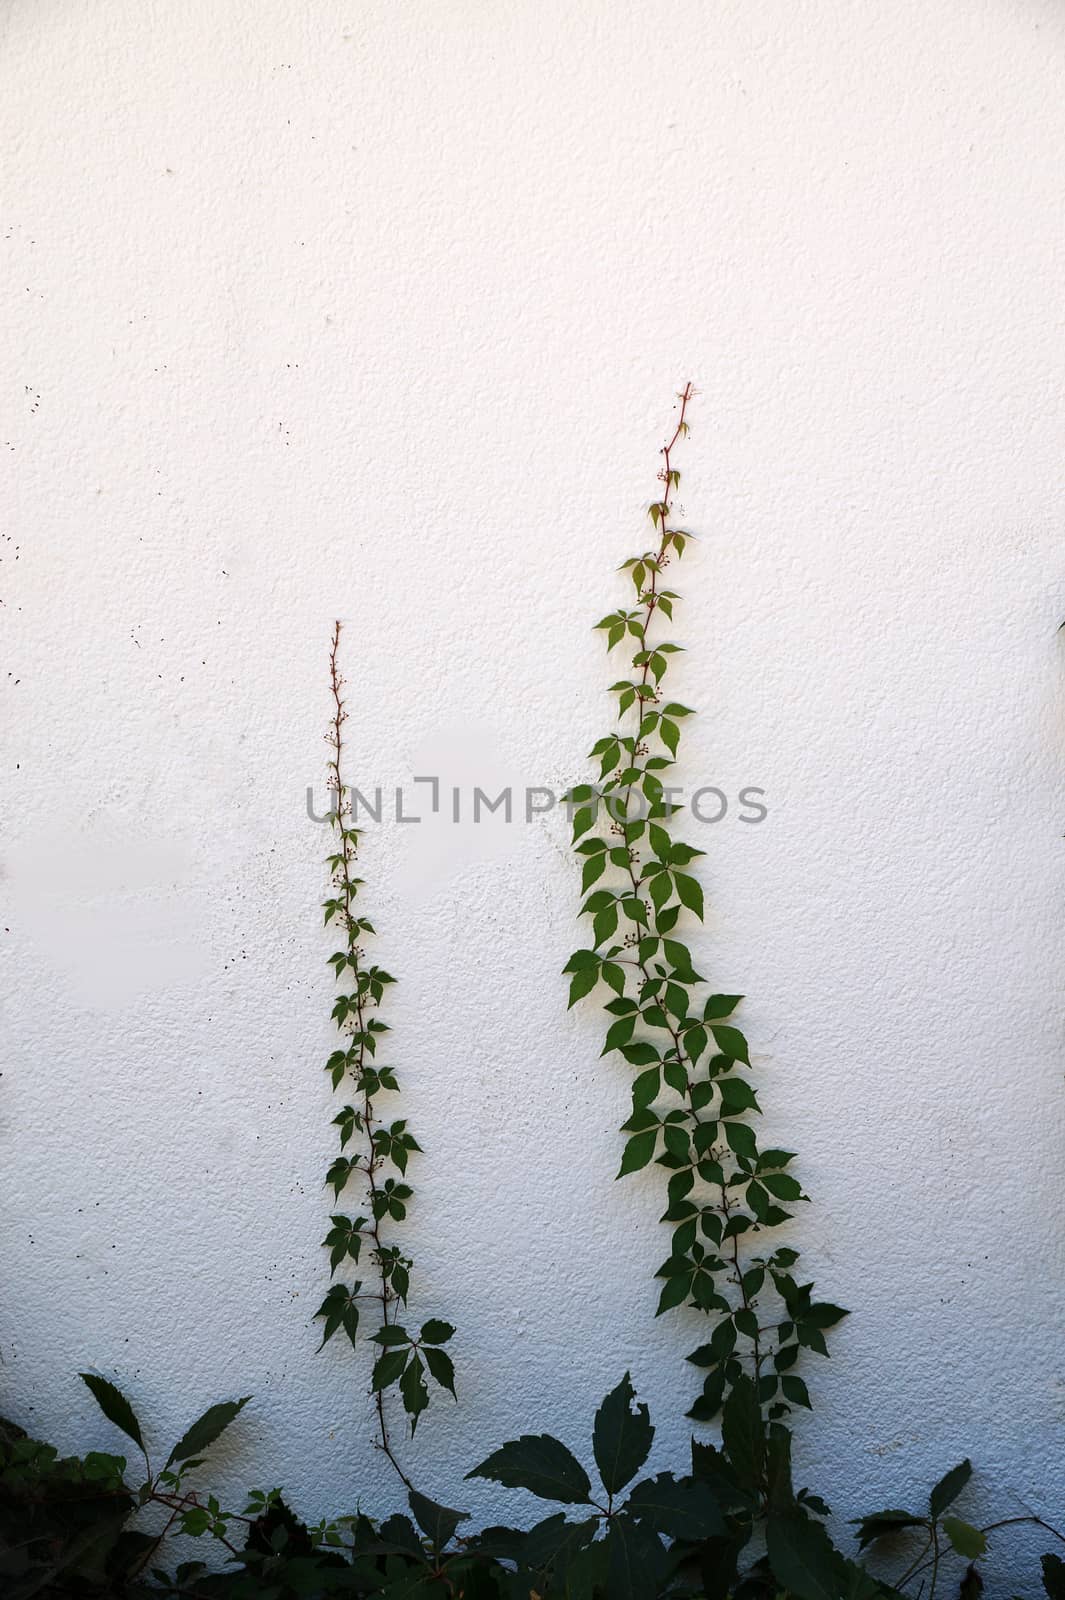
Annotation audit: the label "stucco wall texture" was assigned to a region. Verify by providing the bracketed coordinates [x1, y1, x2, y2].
[3, 0, 1065, 1590]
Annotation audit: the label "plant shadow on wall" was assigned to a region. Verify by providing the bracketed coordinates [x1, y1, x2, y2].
[2, 392, 1063, 1599]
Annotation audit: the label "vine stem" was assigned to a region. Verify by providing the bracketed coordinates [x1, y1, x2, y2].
[614, 386, 763, 1377]
[897, 1514, 1065, 1590]
[327, 620, 414, 1495]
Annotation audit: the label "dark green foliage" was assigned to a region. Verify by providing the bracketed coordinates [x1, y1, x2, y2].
[561, 387, 846, 1427]
[0, 1378, 250, 1598]
[593, 1372, 654, 1496]
[0, 1414, 136, 1599]
[321, 622, 457, 1450]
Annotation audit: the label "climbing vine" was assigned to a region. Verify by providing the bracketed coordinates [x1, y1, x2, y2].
[563, 386, 846, 1424]
[316, 620, 456, 1473]
[5, 419, 1065, 1598]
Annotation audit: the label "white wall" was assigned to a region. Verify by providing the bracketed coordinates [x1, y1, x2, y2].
[2, 1, 1064, 1590]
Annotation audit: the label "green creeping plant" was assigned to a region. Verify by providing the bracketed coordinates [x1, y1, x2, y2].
[561, 386, 845, 1428]
[316, 620, 457, 1467]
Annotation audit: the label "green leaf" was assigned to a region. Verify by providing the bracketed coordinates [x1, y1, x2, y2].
[520, 1511, 599, 1574]
[618, 1129, 658, 1176]
[423, 1346, 456, 1396]
[400, 1353, 429, 1431]
[166, 1397, 250, 1468]
[467, 1434, 593, 1504]
[601, 961, 626, 994]
[703, 994, 743, 1019]
[568, 967, 599, 1007]
[79, 1374, 145, 1453]
[420, 1319, 454, 1345]
[766, 1510, 849, 1600]
[626, 1473, 725, 1539]
[373, 1349, 410, 1392]
[648, 823, 671, 858]
[718, 1075, 759, 1116]
[408, 1489, 468, 1552]
[1042, 1554, 1065, 1599]
[592, 1372, 654, 1495]
[851, 1510, 925, 1551]
[621, 1042, 659, 1067]
[315, 1283, 361, 1349]
[942, 1517, 987, 1559]
[781, 1375, 812, 1410]
[603, 1514, 668, 1600]
[376, 1512, 426, 1559]
[762, 1172, 804, 1201]
[663, 938, 701, 980]
[631, 1066, 660, 1111]
[720, 1374, 763, 1492]
[958, 1564, 984, 1600]
[674, 873, 703, 919]
[724, 1120, 758, 1159]
[929, 1459, 972, 1519]
[655, 1273, 692, 1314]
[374, 1324, 412, 1346]
[564, 949, 601, 970]
[710, 1025, 749, 1064]
[806, 1302, 849, 1329]
[603, 1016, 637, 1054]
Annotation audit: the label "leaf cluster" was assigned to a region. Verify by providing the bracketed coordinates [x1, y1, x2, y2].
[6, 1374, 1062, 1599]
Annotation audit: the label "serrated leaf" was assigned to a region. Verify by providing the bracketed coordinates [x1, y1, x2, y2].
[781, 1375, 812, 1410]
[655, 1273, 692, 1314]
[521, 1512, 599, 1575]
[720, 1374, 763, 1492]
[603, 1513, 668, 1600]
[929, 1459, 972, 1519]
[674, 873, 703, 919]
[420, 1319, 454, 1345]
[79, 1374, 145, 1453]
[710, 1025, 749, 1064]
[631, 1066, 660, 1111]
[167, 1397, 250, 1468]
[703, 994, 743, 1019]
[618, 1129, 658, 1176]
[373, 1349, 410, 1392]
[592, 1373, 654, 1495]
[942, 1517, 987, 1559]
[806, 1302, 849, 1329]
[568, 967, 599, 1007]
[621, 1041, 660, 1067]
[423, 1347, 456, 1396]
[851, 1510, 925, 1551]
[407, 1489, 468, 1552]
[467, 1434, 592, 1504]
[625, 1473, 725, 1539]
[374, 1324, 412, 1346]
[766, 1511, 849, 1600]
[400, 1353, 429, 1431]
[603, 1016, 637, 1054]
